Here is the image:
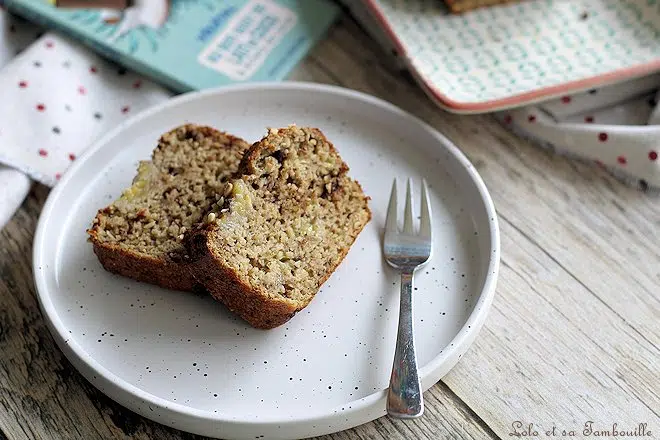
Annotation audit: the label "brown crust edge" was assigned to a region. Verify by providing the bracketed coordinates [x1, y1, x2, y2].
[152, 124, 248, 162]
[186, 230, 299, 329]
[237, 127, 349, 176]
[90, 239, 196, 292]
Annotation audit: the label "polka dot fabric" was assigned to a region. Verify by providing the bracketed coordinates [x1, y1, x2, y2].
[0, 9, 42, 230]
[497, 74, 660, 191]
[0, 30, 172, 188]
[0, 8, 172, 230]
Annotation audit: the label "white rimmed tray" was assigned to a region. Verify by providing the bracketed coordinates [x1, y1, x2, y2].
[355, 0, 660, 113]
[33, 82, 500, 439]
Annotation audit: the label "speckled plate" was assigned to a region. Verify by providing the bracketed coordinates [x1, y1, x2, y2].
[33, 82, 500, 440]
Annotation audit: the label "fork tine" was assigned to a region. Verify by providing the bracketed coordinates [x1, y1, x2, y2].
[403, 178, 414, 234]
[385, 179, 398, 235]
[420, 179, 432, 239]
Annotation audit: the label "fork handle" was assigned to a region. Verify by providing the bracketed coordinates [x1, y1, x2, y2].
[387, 270, 424, 418]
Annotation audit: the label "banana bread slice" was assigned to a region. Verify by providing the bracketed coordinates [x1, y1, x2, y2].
[87, 124, 249, 291]
[186, 126, 372, 329]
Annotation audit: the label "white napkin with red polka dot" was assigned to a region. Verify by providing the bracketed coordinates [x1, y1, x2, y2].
[0, 30, 171, 185]
[0, 9, 171, 230]
[0, 10, 34, 230]
[496, 75, 660, 191]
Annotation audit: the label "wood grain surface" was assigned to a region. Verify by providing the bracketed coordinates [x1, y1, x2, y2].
[1, 11, 658, 440]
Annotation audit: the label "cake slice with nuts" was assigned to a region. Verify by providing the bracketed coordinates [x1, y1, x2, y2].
[186, 126, 371, 329]
[87, 124, 249, 291]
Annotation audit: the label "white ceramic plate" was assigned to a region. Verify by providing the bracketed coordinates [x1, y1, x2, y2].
[33, 83, 500, 440]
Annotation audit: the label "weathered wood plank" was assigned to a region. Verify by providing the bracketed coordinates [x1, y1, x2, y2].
[444, 217, 659, 436]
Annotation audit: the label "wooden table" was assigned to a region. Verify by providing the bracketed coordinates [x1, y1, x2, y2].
[1, 11, 658, 440]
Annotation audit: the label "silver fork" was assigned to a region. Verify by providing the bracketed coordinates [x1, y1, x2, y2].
[384, 178, 433, 419]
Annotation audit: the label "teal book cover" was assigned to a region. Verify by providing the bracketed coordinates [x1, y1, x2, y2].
[4, 0, 340, 92]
